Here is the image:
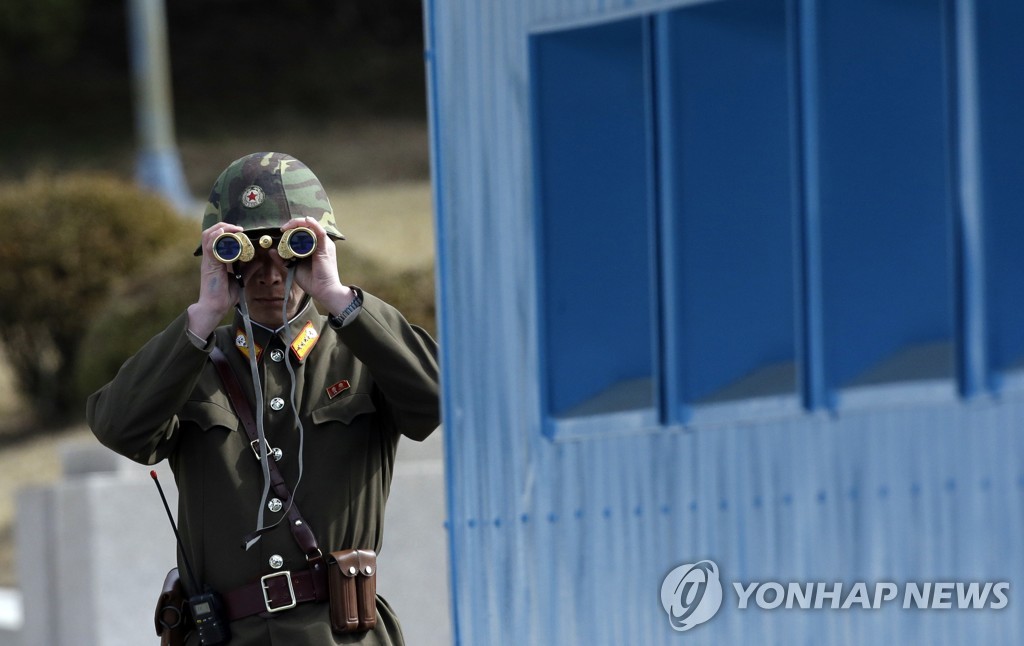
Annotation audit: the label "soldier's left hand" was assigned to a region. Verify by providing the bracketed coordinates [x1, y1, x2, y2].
[280, 217, 357, 313]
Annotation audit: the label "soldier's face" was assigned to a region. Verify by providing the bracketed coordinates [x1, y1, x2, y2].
[241, 247, 306, 326]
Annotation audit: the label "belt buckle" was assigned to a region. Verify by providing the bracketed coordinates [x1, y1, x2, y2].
[261, 571, 297, 613]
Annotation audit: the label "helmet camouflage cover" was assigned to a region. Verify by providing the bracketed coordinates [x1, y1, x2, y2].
[196, 152, 344, 254]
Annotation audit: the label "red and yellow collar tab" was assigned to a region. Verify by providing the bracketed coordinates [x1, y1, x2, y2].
[235, 320, 320, 363]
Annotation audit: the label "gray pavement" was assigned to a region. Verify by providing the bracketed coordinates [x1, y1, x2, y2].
[381, 427, 452, 646]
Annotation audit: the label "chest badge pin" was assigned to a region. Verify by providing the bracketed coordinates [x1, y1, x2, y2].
[326, 380, 351, 399]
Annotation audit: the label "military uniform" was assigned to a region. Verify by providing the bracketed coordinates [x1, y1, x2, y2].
[87, 290, 440, 645]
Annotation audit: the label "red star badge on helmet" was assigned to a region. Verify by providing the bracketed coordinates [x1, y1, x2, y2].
[241, 185, 265, 208]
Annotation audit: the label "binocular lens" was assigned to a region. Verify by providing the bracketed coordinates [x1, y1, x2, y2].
[211, 232, 255, 264]
[279, 227, 317, 259]
[286, 229, 315, 257]
[213, 234, 243, 263]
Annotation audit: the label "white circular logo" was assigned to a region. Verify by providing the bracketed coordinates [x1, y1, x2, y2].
[660, 560, 723, 632]
[241, 185, 265, 208]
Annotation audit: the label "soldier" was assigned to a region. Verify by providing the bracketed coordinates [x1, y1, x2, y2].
[87, 152, 440, 645]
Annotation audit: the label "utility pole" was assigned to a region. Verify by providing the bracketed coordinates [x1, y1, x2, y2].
[126, 0, 193, 214]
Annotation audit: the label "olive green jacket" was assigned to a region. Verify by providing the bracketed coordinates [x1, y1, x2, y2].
[87, 292, 440, 645]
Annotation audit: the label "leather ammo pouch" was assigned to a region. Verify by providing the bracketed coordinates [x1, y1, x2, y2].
[154, 568, 191, 646]
[326, 549, 378, 633]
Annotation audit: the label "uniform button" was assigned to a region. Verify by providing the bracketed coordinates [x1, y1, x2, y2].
[271, 447, 284, 461]
[268, 498, 283, 513]
[270, 349, 285, 363]
[270, 397, 285, 411]
[269, 555, 284, 570]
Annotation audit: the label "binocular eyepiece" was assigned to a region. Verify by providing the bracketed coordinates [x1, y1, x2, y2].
[211, 228, 317, 264]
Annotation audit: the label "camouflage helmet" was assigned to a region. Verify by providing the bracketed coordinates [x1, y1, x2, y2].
[196, 152, 344, 254]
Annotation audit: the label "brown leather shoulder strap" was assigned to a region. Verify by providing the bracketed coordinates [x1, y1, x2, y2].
[209, 347, 258, 436]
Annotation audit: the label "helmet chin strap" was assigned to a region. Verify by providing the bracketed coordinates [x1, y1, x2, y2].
[233, 268, 273, 550]
[237, 264, 308, 550]
[274, 267, 308, 529]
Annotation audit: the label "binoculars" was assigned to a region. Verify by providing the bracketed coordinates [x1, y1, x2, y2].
[211, 227, 316, 264]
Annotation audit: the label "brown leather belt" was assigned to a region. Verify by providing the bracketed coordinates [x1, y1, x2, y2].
[223, 566, 329, 621]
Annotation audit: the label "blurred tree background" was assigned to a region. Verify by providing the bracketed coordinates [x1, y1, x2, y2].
[0, 0, 427, 183]
[0, 0, 435, 424]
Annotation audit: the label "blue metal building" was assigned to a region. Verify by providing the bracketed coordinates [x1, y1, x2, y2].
[424, 0, 1024, 643]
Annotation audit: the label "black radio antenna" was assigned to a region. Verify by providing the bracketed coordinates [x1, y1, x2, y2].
[151, 470, 201, 593]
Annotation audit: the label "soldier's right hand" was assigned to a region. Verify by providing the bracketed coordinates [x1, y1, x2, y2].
[187, 222, 243, 339]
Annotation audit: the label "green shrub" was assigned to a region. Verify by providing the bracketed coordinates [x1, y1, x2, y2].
[74, 243, 201, 407]
[0, 173, 193, 421]
[0, 173, 437, 423]
[341, 252, 437, 338]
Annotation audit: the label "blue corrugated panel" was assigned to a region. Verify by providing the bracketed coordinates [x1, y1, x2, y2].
[424, 0, 1024, 643]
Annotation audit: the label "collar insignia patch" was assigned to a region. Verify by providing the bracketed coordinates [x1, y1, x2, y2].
[234, 328, 264, 361]
[290, 321, 319, 361]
